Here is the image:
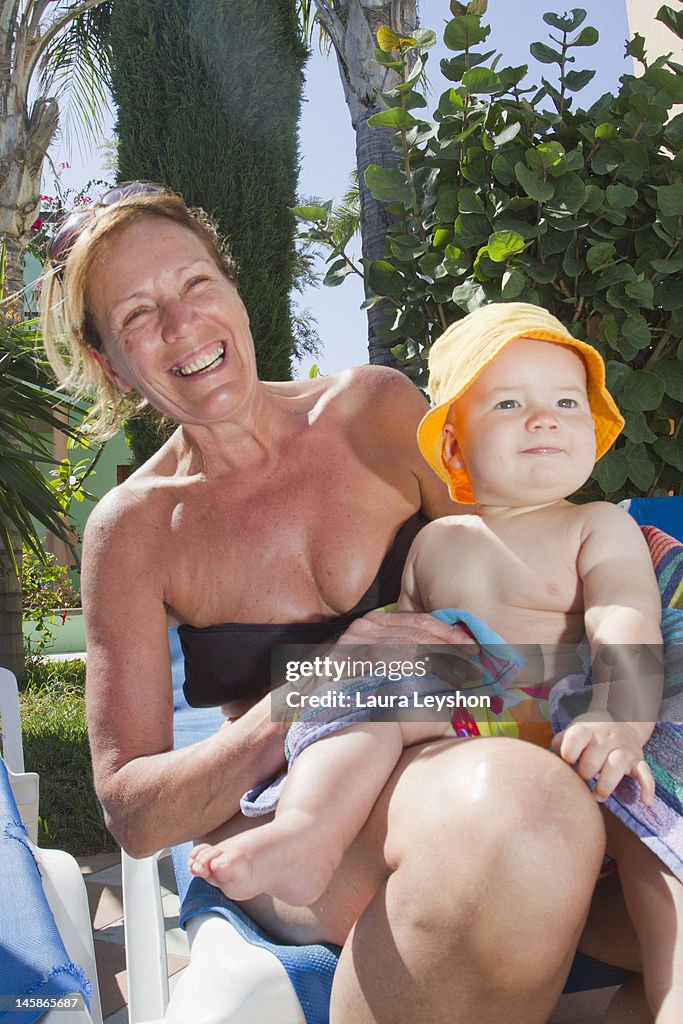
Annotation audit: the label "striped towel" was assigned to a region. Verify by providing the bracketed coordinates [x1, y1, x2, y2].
[551, 527, 683, 880]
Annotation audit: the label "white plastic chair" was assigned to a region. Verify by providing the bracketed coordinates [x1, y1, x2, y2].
[122, 847, 306, 1024]
[0, 666, 103, 1024]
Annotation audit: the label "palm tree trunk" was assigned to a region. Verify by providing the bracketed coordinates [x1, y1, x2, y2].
[314, 0, 418, 366]
[0, 527, 23, 680]
[355, 113, 399, 365]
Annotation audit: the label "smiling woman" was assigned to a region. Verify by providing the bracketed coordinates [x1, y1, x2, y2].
[38, 183, 617, 1024]
[83, 219, 256, 430]
[41, 184, 238, 440]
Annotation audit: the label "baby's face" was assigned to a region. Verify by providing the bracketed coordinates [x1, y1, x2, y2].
[443, 337, 597, 507]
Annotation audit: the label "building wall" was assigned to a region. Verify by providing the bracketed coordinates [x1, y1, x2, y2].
[625, 0, 683, 67]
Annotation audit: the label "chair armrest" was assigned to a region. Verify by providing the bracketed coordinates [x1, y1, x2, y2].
[122, 849, 171, 1023]
[5, 767, 39, 844]
[37, 847, 103, 1024]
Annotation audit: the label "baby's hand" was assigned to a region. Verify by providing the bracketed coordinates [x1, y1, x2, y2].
[551, 714, 654, 806]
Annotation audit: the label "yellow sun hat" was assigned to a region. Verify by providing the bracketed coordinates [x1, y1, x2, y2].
[417, 302, 625, 504]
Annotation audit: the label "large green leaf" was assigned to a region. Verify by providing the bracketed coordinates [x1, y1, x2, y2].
[592, 449, 629, 494]
[564, 69, 596, 91]
[368, 108, 419, 130]
[367, 261, 405, 297]
[656, 5, 683, 38]
[486, 230, 525, 262]
[515, 162, 554, 201]
[529, 42, 563, 65]
[364, 165, 414, 204]
[444, 15, 491, 51]
[619, 370, 666, 411]
[545, 172, 586, 214]
[462, 68, 501, 93]
[586, 242, 616, 272]
[542, 10, 587, 32]
[656, 184, 683, 217]
[654, 436, 683, 471]
[292, 205, 330, 222]
[622, 411, 657, 444]
[624, 443, 656, 491]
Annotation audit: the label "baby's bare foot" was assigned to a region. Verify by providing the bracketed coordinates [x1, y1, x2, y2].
[189, 815, 339, 906]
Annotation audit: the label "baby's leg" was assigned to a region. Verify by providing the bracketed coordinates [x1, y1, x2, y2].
[606, 812, 683, 1023]
[190, 721, 405, 906]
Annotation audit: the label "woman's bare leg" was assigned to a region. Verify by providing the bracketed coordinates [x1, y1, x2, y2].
[603, 974, 652, 1024]
[324, 737, 605, 1024]
[202, 738, 605, 1022]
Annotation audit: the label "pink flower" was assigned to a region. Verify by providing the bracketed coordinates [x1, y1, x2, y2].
[59, 161, 70, 169]
[40, 194, 54, 202]
[30, 217, 42, 231]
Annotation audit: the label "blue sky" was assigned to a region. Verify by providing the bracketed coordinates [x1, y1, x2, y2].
[47, 0, 633, 377]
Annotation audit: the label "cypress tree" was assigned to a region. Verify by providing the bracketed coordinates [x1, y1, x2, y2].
[109, 0, 306, 382]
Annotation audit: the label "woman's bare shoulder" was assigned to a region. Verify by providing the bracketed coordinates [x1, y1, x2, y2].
[83, 457, 177, 563]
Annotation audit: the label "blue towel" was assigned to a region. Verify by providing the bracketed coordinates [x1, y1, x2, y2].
[0, 760, 92, 1024]
[169, 630, 339, 1024]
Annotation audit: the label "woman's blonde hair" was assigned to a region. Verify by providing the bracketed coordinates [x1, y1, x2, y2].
[41, 187, 237, 440]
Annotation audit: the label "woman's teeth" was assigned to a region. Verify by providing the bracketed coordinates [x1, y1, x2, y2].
[174, 344, 225, 377]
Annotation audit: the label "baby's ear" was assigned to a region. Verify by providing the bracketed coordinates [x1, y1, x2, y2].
[441, 421, 464, 469]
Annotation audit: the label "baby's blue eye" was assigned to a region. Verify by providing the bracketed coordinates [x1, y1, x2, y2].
[495, 399, 519, 409]
[557, 398, 578, 408]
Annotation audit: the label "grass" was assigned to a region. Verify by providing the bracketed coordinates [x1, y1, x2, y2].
[19, 658, 118, 856]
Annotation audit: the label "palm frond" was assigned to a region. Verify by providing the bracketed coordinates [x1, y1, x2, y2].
[297, 0, 334, 50]
[38, 1, 114, 159]
[0, 320, 88, 567]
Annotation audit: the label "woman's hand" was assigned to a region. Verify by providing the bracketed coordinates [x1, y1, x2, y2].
[336, 610, 469, 647]
[332, 610, 482, 687]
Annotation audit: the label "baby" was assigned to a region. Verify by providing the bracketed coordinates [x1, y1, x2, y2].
[190, 302, 680, 1020]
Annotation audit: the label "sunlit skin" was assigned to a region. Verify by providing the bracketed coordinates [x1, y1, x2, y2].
[443, 338, 598, 512]
[78, 223, 645, 1024]
[189, 339, 677, 1024]
[87, 219, 265, 449]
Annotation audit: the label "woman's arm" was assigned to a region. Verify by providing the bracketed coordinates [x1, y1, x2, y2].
[82, 493, 287, 858]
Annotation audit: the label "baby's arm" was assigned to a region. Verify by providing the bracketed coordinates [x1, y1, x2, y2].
[553, 504, 662, 804]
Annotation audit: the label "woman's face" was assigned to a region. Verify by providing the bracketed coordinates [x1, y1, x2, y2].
[86, 216, 257, 425]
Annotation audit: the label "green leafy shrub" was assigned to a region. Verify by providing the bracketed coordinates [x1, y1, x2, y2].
[22, 546, 81, 659]
[299, 5, 682, 501]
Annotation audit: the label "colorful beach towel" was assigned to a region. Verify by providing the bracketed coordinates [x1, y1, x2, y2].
[550, 527, 683, 881]
[241, 610, 525, 816]
[242, 527, 683, 881]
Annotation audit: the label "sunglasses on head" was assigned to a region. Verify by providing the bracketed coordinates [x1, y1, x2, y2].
[47, 181, 166, 276]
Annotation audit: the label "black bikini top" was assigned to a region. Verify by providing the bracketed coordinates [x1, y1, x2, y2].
[179, 510, 429, 707]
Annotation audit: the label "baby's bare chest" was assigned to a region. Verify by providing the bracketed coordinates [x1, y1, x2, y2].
[420, 526, 585, 644]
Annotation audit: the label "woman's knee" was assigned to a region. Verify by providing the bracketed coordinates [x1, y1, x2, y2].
[385, 738, 604, 921]
[380, 740, 605, 990]
[390, 738, 602, 852]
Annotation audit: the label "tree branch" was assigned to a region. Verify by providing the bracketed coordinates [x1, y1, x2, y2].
[26, 2, 52, 41]
[312, 0, 346, 58]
